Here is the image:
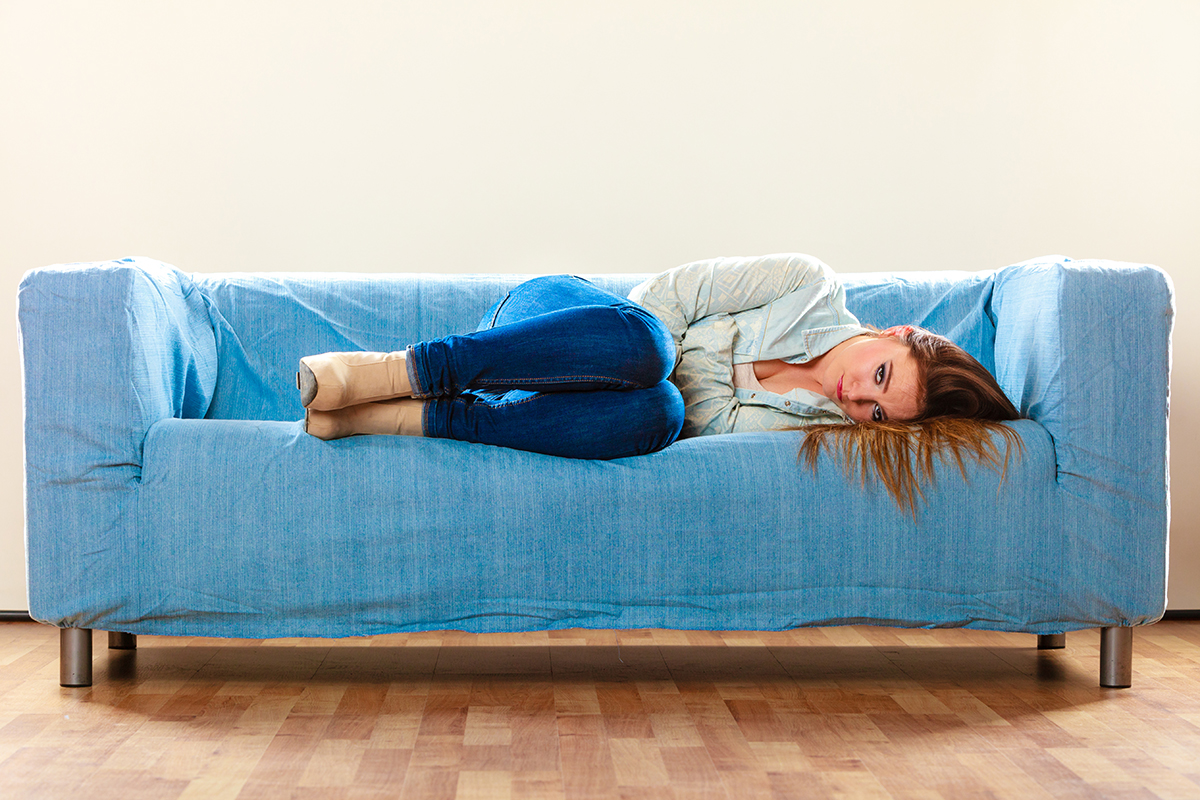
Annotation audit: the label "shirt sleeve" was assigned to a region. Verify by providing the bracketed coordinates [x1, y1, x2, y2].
[627, 253, 838, 364]
[671, 314, 740, 437]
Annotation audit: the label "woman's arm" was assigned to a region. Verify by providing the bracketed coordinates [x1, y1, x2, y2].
[628, 253, 837, 361]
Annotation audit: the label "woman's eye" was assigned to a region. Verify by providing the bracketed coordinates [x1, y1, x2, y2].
[872, 404, 883, 422]
[875, 365, 885, 384]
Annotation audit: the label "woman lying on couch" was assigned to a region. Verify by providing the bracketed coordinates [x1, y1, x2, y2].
[297, 254, 1020, 509]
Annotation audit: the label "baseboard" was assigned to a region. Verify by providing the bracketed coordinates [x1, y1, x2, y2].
[1162, 610, 1200, 621]
[0, 611, 33, 622]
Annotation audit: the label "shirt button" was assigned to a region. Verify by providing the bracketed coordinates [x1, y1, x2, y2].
[750, 393, 756, 399]
[785, 401, 791, 406]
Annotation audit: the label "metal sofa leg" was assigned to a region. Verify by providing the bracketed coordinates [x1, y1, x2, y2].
[60, 627, 93, 687]
[1100, 626, 1133, 688]
[1037, 634, 1066, 649]
[108, 631, 137, 650]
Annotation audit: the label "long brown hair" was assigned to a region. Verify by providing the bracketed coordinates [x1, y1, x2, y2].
[799, 326, 1023, 515]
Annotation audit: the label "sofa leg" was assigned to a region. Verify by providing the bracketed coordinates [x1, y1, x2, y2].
[1100, 626, 1133, 688]
[60, 628, 93, 687]
[108, 631, 137, 650]
[1037, 634, 1066, 649]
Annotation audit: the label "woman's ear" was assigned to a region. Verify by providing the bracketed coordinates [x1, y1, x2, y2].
[879, 325, 915, 338]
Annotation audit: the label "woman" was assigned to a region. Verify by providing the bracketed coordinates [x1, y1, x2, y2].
[299, 254, 1020, 500]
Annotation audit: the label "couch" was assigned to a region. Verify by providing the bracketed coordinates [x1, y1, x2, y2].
[17, 255, 1173, 688]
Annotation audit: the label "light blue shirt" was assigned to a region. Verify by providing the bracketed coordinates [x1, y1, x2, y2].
[629, 253, 871, 437]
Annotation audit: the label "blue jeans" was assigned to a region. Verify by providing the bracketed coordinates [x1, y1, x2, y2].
[407, 275, 685, 459]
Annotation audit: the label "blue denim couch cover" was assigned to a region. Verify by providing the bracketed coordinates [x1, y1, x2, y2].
[18, 256, 1172, 638]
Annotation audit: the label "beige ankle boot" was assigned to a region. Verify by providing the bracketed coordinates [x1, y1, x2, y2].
[304, 399, 425, 441]
[298, 350, 413, 410]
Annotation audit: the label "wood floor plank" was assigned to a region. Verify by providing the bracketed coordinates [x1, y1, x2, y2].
[5, 621, 1200, 798]
[455, 769, 513, 799]
[511, 770, 567, 800]
[558, 713, 620, 800]
[400, 767, 459, 800]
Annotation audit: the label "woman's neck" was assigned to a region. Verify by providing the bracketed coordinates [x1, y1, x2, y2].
[753, 357, 825, 395]
[752, 336, 870, 397]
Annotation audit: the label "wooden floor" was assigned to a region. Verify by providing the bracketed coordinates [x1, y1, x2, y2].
[2, 623, 1200, 800]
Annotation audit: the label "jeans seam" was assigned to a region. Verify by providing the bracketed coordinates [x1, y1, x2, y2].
[458, 393, 544, 410]
[472, 376, 644, 390]
[487, 292, 512, 329]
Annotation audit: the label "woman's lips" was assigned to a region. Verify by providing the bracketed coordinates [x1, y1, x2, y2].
[837, 376, 843, 401]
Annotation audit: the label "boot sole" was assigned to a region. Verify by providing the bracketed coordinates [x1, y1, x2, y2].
[297, 363, 318, 407]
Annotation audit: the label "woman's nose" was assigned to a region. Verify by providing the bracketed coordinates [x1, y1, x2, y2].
[843, 384, 873, 408]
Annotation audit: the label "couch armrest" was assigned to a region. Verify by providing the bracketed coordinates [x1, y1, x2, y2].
[992, 256, 1173, 620]
[18, 257, 217, 624]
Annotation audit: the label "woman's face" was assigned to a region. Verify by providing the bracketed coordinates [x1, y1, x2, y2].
[820, 336, 921, 422]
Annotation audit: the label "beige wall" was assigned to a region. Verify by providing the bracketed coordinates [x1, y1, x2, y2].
[2, 1, 1196, 609]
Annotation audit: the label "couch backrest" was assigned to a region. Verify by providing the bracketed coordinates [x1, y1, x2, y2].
[191, 269, 999, 422]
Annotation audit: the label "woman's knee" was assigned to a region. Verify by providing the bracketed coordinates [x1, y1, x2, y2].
[617, 305, 677, 386]
[630, 381, 685, 456]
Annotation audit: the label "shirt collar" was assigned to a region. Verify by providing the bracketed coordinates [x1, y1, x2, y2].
[801, 324, 873, 359]
[784, 388, 853, 421]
